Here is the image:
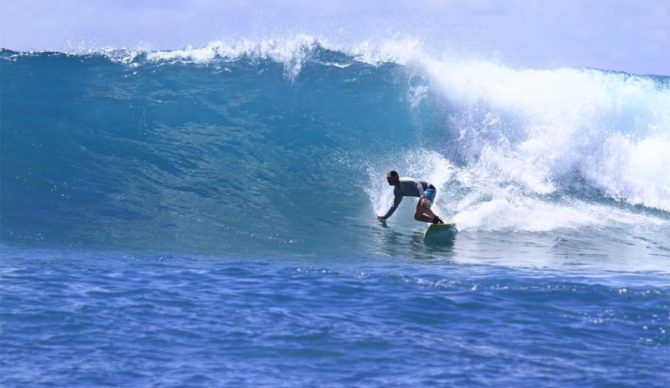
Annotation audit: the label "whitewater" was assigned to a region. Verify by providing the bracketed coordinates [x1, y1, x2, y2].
[1, 38, 669, 386]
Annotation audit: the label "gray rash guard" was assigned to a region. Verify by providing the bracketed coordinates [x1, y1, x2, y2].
[381, 178, 432, 219]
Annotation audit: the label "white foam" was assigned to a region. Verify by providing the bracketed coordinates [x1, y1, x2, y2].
[411, 60, 670, 212]
[451, 189, 666, 232]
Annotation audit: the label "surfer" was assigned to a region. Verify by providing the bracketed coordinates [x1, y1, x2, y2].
[377, 170, 445, 224]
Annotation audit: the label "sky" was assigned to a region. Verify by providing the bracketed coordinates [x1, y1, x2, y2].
[1, 0, 668, 75]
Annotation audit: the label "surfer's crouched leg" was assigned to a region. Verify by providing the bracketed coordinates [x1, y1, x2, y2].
[415, 202, 435, 223]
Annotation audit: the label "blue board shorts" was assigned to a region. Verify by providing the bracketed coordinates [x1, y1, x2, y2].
[421, 187, 436, 208]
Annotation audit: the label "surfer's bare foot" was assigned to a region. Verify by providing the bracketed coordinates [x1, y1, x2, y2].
[432, 216, 444, 224]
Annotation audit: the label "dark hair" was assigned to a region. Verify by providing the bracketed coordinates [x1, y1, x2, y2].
[387, 170, 399, 178]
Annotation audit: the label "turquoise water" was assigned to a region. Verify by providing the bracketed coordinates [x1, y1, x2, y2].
[1, 45, 669, 386]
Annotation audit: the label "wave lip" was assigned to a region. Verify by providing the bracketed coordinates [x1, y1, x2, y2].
[143, 35, 324, 80]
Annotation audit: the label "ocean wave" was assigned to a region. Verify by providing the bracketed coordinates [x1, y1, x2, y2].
[1, 37, 669, 254]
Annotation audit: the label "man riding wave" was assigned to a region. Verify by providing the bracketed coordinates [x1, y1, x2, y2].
[377, 170, 444, 224]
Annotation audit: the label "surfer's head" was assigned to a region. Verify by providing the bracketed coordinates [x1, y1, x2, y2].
[386, 170, 400, 186]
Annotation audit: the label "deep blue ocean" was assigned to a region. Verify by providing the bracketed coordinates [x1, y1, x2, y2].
[1, 42, 669, 386]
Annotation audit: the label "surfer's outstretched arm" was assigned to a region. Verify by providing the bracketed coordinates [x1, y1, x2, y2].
[378, 195, 403, 221]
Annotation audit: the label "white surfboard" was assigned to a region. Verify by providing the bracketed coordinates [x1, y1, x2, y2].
[423, 222, 458, 243]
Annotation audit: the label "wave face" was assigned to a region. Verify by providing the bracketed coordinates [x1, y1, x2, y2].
[1, 42, 669, 260]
